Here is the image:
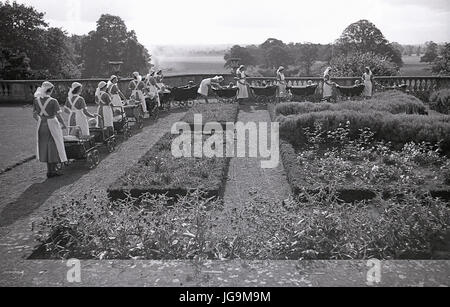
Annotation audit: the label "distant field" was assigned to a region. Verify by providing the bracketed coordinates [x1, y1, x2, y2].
[155, 56, 228, 76]
[400, 55, 432, 76]
[155, 55, 433, 77]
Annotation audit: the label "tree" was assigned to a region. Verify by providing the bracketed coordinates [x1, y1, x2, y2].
[224, 45, 255, 68]
[335, 19, 403, 66]
[264, 45, 293, 69]
[421, 41, 439, 63]
[295, 43, 318, 76]
[330, 52, 399, 77]
[0, 1, 80, 79]
[260, 38, 285, 50]
[0, 1, 47, 59]
[432, 43, 450, 75]
[81, 14, 150, 77]
[0, 49, 31, 79]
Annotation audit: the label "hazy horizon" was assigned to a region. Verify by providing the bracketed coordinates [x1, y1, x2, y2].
[11, 0, 450, 50]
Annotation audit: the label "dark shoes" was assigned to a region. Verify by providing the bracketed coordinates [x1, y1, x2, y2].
[47, 171, 63, 178]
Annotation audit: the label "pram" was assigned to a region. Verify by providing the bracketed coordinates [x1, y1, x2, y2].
[288, 84, 318, 101]
[159, 89, 172, 110]
[144, 95, 160, 120]
[112, 106, 132, 139]
[335, 84, 366, 99]
[123, 100, 145, 130]
[170, 85, 199, 108]
[250, 85, 278, 104]
[212, 87, 238, 104]
[63, 128, 100, 169]
[89, 124, 117, 153]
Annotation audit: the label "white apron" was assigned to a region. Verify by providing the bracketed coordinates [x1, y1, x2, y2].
[146, 80, 161, 107]
[36, 97, 68, 163]
[97, 92, 114, 128]
[69, 96, 90, 136]
[363, 73, 373, 97]
[323, 82, 333, 98]
[131, 80, 148, 113]
[198, 78, 211, 96]
[277, 73, 287, 98]
[111, 94, 123, 107]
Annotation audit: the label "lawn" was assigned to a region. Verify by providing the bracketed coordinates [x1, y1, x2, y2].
[400, 55, 432, 76]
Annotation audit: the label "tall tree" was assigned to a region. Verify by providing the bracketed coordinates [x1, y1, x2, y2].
[295, 43, 318, 76]
[224, 45, 255, 68]
[432, 43, 450, 75]
[0, 1, 80, 79]
[264, 45, 293, 69]
[335, 19, 403, 66]
[81, 14, 150, 77]
[0, 1, 47, 57]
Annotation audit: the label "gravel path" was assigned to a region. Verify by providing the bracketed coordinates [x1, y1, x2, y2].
[0, 110, 186, 235]
[223, 104, 291, 208]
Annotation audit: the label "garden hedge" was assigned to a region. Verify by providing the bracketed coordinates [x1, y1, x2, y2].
[279, 110, 450, 154]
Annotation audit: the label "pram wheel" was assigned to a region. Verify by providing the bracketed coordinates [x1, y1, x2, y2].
[107, 137, 117, 153]
[86, 149, 100, 169]
[136, 117, 144, 129]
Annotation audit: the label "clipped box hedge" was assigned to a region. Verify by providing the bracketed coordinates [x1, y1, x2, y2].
[279, 110, 450, 154]
[276, 91, 427, 117]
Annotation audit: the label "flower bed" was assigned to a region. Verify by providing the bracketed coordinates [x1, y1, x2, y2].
[108, 103, 239, 200]
[31, 189, 449, 260]
[108, 132, 230, 200]
[280, 121, 450, 202]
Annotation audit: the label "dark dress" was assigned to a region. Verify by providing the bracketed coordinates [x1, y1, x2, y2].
[34, 97, 63, 163]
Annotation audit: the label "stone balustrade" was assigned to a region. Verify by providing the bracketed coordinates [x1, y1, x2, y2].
[1, 74, 449, 104]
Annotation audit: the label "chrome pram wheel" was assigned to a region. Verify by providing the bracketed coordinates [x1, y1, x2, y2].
[86, 149, 100, 169]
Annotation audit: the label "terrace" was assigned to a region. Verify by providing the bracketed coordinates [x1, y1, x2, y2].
[0, 73, 449, 287]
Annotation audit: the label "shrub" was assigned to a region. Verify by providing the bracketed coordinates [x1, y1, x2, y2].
[279, 110, 450, 154]
[276, 189, 450, 260]
[276, 91, 427, 116]
[32, 191, 223, 260]
[330, 52, 399, 77]
[108, 132, 230, 200]
[429, 89, 450, 114]
[33, 189, 449, 260]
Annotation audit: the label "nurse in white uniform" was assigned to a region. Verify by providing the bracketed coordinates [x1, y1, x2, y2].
[64, 82, 97, 136]
[198, 75, 224, 103]
[362, 67, 373, 98]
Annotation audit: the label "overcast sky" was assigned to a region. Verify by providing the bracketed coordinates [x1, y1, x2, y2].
[15, 0, 450, 47]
